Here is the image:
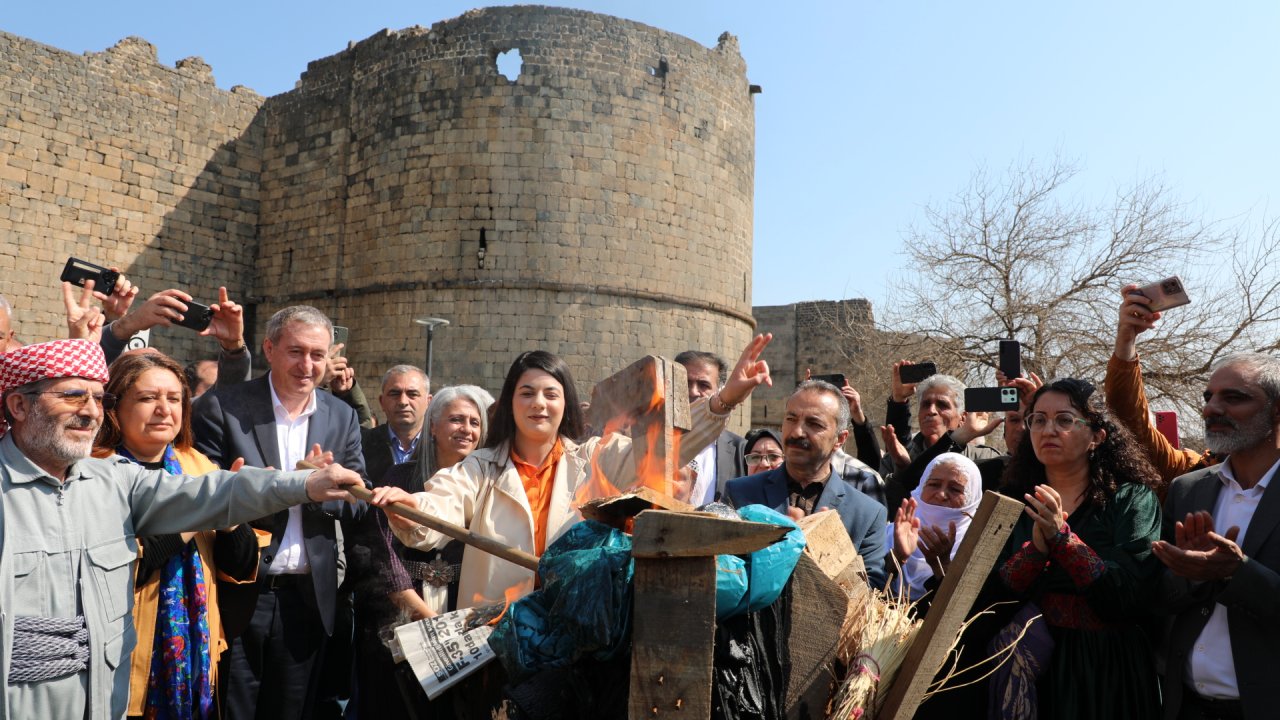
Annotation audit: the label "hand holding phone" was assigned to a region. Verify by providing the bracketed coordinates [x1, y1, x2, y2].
[898, 362, 938, 385]
[60, 257, 120, 294]
[174, 300, 213, 332]
[1130, 276, 1191, 312]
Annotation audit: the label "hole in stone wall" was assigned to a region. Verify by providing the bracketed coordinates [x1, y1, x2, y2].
[646, 59, 669, 78]
[495, 49, 523, 83]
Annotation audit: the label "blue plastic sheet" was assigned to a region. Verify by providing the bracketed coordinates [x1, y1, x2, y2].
[715, 505, 806, 619]
[489, 520, 634, 681]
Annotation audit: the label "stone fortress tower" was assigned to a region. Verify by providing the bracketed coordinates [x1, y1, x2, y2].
[0, 6, 758, 428]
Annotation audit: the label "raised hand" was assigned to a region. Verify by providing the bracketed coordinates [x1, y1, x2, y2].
[1151, 511, 1244, 582]
[717, 333, 774, 408]
[1114, 284, 1161, 362]
[370, 485, 423, 533]
[95, 268, 138, 322]
[1024, 484, 1068, 554]
[892, 498, 921, 563]
[63, 280, 105, 343]
[203, 286, 246, 352]
[919, 521, 957, 576]
[891, 360, 918, 403]
[880, 424, 911, 471]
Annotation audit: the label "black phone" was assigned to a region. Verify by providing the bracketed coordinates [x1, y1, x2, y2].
[59, 257, 119, 293]
[964, 386, 1021, 413]
[999, 339, 1021, 380]
[898, 362, 937, 384]
[174, 300, 213, 332]
[810, 373, 847, 388]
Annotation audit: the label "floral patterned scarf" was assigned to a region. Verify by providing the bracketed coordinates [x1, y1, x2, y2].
[118, 444, 214, 720]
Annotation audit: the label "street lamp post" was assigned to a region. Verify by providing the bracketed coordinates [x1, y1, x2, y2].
[413, 317, 450, 379]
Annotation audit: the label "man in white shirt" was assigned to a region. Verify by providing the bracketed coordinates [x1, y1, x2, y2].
[192, 305, 367, 720]
[1152, 352, 1280, 720]
[675, 350, 747, 505]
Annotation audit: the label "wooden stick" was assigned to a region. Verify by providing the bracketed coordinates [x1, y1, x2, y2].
[345, 483, 540, 572]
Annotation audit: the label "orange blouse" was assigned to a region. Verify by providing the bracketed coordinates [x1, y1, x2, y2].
[511, 439, 565, 555]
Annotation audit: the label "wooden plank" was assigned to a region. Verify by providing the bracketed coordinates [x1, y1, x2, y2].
[784, 553, 849, 716]
[796, 509, 864, 581]
[346, 484, 541, 571]
[629, 556, 717, 719]
[875, 491, 1024, 719]
[630, 509, 790, 558]
[579, 485, 694, 524]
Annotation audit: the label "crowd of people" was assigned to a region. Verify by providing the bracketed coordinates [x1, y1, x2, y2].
[0, 268, 1276, 720]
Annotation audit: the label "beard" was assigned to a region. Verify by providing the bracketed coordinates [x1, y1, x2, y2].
[1204, 404, 1276, 456]
[21, 404, 99, 467]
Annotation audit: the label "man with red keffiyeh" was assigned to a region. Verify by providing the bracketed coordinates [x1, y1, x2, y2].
[0, 339, 361, 719]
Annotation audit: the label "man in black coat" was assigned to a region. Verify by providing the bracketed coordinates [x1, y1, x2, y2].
[192, 305, 367, 720]
[676, 350, 747, 504]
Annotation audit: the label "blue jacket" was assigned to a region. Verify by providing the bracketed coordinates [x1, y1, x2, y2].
[725, 463, 887, 588]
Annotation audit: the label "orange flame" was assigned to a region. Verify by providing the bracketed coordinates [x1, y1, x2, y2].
[473, 581, 530, 627]
[575, 363, 682, 508]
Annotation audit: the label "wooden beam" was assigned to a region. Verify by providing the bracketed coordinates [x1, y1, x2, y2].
[629, 509, 790, 558]
[875, 491, 1024, 719]
[629, 555, 717, 719]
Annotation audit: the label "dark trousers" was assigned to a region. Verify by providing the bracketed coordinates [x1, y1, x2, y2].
[223, 584, 328, 720]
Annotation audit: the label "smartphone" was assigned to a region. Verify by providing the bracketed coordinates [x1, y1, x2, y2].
[964, 386, 1021, 413]
[174, 300, 213, 332]
[332, 325, 349, 350]
[1155, 411, 1180, 449]
[898, 362, 938, 385]
[999, 339, 1021, 380]
[810, 373, 847, 388]
[1131, 275, 1191, 312]
[59, 257, 120, 293]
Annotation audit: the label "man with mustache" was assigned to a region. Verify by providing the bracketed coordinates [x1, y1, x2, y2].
[0, 338, 361, 719]
[725, 379, 887, 588]
[1152, 353, 1280, 720]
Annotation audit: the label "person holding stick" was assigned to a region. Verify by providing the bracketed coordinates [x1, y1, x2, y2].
[370, 334, 773, 609]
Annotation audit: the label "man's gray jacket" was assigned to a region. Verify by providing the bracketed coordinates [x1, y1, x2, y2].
[0, 433, 312, 719]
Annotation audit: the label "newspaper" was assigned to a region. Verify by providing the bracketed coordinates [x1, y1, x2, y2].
[393, 604, 503, 699]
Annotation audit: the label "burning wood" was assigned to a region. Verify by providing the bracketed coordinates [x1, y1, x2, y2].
[579, 355, 691, 505]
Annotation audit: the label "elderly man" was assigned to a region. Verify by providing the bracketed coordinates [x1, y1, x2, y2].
[879, 366, 1002, 509]
[0, 339, 359, 719]
[675, 350, 748, 504]
[191, 305, 367, 720]
[1152, 353, 1280, 720]
[363, 365, 431, 485]
[0, 295, 18, 351]
[725, 380, 887, 588]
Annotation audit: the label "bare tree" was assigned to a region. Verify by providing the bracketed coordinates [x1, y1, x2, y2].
[837, 157, 1280, 420]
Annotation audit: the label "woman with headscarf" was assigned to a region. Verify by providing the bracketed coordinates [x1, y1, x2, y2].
[742, 428, 785, 476]
[93, 351, 259, 720]
[888, 452, 983, 607]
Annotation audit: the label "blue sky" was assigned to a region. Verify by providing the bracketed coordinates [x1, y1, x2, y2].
[6, 2, 1278, 312]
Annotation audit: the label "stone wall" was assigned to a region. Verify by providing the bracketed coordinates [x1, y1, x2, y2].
[0, 31, 265, 364]
[751, 298, 880, 435]
[0, 7, 757, 430]
[251, 7, 756, 422]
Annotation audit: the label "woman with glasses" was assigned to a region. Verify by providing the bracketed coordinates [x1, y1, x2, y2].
[991, 378, 1162, 719]
[93, 351, 259, 720]
[742, 428, 785, 475]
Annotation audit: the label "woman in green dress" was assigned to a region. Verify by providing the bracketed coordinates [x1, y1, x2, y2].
[993, 378, 1163, 719]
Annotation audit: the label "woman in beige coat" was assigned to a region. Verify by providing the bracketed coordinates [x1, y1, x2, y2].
[372, 335, 773, 608]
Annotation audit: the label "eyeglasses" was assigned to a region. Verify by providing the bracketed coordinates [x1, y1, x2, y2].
[745, 452, 784, 466]
[25, 389, 117, 410]
[1026, 412, 1089, 433]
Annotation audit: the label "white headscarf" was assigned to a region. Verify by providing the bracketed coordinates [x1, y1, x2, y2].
[893, 452, 983, 600]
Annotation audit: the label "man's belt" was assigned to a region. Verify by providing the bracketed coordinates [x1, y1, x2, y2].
[8, 616, 89, 684]
[1182, 685, 1243, 720]
[260, 573, 307, 591]
[403, 557, 459, 587]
